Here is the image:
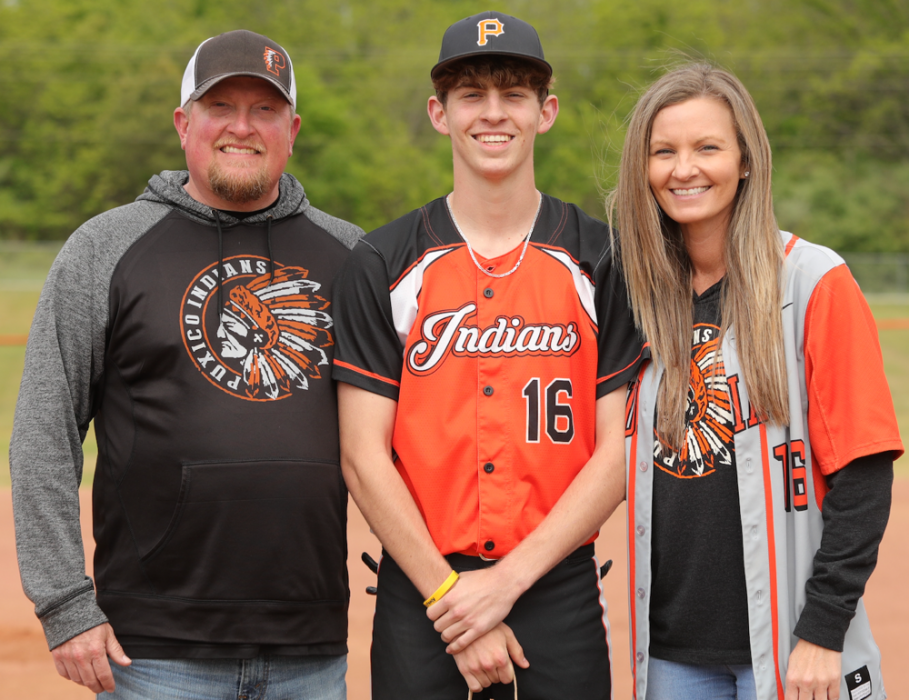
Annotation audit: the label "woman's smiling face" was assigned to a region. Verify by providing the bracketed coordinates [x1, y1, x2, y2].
[648, 97, 746, 241]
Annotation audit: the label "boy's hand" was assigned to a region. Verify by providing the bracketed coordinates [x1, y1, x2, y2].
[427, 566, 523, 653]
[453, 622, 529, 693]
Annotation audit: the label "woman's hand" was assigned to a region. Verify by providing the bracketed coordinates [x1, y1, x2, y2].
[785, 638, 842, 700]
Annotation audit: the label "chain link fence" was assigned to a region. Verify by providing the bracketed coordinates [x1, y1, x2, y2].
[842, 253, 909, 297]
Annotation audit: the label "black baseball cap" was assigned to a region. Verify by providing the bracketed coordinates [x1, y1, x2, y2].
[431, 11, 552, 80]
[181, 30, 296, 108]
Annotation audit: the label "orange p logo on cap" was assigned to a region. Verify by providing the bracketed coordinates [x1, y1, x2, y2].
[477, 19, 504, 46]
[263, 47, 286, 76]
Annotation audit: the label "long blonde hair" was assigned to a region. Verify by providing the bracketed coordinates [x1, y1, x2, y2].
[608, 63, 789, 449]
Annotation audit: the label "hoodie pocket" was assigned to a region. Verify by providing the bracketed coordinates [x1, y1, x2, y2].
[139, 459, 347, 602]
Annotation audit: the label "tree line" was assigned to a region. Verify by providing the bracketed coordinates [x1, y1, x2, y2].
[0, 0, 907, 252]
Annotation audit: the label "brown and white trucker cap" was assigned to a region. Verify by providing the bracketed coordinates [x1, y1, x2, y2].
[180, 30, 296, 108]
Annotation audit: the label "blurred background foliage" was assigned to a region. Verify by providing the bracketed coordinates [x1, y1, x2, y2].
[0, 0, 907, 249]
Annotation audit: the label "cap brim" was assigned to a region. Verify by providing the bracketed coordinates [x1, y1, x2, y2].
[430, 51, 552, 80]
[190, 72, 295, 106]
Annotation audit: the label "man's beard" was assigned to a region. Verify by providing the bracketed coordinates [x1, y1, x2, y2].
[207, 161, 273, 204]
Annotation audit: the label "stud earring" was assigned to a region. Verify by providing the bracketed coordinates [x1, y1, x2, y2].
[744, 171, 750, 178]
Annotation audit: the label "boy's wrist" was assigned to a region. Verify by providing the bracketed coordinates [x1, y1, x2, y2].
[492, 555, 534, 602]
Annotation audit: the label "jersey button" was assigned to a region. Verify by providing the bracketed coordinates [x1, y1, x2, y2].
[483, 385, 494, 396]
[636, 587, 645, 599]
[638, 461, 648, 472]
[484, 462, 495, 474]
[636, 526, 646, 536]
[483, 288, 494, 298]
[484, 540, 495, 552]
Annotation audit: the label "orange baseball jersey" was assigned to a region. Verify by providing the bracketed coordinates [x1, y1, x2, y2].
[333, 195, 645, 558]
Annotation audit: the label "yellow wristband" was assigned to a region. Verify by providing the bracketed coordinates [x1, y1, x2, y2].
[423, 570, 459, 607]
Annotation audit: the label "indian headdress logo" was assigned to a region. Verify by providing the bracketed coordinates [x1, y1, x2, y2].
[263, 47, 286, 76]
[654, 323, 735, 477]
[180, 256, 332, 401]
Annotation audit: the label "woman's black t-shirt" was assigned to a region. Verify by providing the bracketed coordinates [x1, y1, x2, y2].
[649, 280, 752, 665]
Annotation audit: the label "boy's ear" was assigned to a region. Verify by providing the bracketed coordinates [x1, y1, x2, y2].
[536, 94, 559, 135]
[428, 96, 450, 136]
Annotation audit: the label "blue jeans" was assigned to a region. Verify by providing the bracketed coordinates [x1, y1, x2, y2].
[647, 657, 756, 700]
[101, 654, 346, 700]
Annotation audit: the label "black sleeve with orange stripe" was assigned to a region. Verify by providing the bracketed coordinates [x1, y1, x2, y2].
[794, 452, 893, 651]
[592, 236, 647, 399]
[332, 240, 403, 401]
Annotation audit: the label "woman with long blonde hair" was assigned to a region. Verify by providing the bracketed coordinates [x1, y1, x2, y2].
[611, 63, 902, 700]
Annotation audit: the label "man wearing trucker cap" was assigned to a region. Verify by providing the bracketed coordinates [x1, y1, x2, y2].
[333, 11, 643, 699]
[11, 30, 361, 698]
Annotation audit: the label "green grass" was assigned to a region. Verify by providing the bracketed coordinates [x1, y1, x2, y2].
[0, 290, 41, 334]
[869, 299, 909, 478]
[867, 298, 909, 319]
[1, 288, 906, 487]
[0, 242, 62, 290]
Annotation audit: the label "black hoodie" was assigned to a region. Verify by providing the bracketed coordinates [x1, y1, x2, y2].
[11, 170, 363, 657]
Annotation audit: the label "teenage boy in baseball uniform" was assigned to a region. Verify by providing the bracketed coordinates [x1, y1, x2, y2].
[333, 12, 644, 699]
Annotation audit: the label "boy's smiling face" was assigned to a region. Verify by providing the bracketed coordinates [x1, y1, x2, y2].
[428, 82, 558, 184]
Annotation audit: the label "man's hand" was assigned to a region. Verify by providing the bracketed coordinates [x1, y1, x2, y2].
[428, 567, 521, 654]
[785, 638, 841, 700]
[51, 623, 131, 693]
[452, 622, 529, 694]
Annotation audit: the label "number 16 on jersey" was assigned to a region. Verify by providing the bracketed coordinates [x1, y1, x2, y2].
[523, 378, 575, 444]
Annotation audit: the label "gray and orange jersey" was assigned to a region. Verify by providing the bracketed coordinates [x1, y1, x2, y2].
[625, 231, 903, 700]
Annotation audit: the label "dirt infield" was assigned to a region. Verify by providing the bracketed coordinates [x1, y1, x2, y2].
[2, 483, 907, 699]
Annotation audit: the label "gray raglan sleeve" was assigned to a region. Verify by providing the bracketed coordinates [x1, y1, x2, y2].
[10, 227, 111, 649]
[9, 201, 166, 650]
[305, 205, 365, 250]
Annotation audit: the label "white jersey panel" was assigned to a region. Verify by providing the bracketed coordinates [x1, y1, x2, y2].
[540, 248, 597, 327]
[389, 248, 458, 349]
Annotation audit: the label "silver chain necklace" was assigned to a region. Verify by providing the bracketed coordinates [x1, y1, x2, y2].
[446, 193, 542, 279]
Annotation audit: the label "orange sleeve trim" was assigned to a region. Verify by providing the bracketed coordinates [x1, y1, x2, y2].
[784, 234, 800, 257]
[820, 441, 905, 476]
[333, 359, 401, 388]
[597, 343, 649, 385]
[759, 424, 785, 700]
